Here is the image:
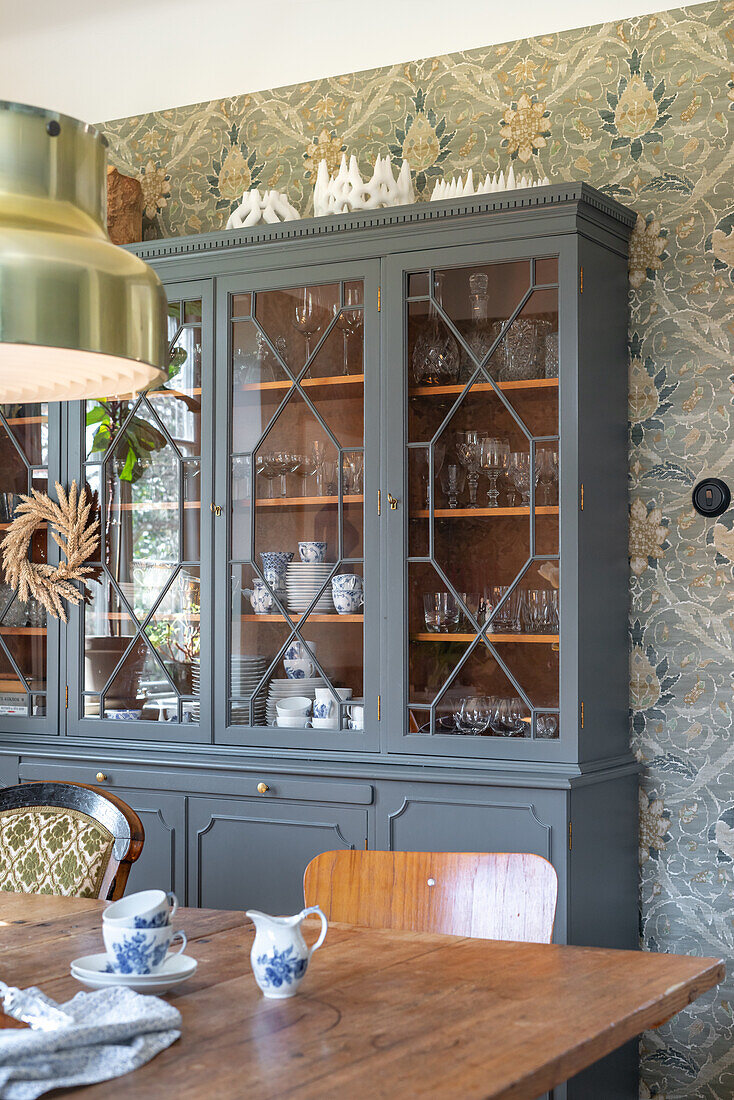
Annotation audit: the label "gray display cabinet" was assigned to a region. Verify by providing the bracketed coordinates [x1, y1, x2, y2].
[0, 185, 639, 1099]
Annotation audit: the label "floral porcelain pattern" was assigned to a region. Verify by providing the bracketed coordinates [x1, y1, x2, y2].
[101, 3, 734, 1090]
[255, 945, 308, 990]
[105, 934, 169, 975]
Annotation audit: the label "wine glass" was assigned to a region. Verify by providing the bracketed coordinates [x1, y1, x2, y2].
[255, 453, 280, 499]
[418, 443, 446, 508]
[423, 592, 460, 633]
[292, 287, 320, 364]
[509, 451, 531, 506]
[292, 452, 318, 497]
[479, 437, 509, 507]
[342, 451, 364, 495]
[334, 286, 363, 375]
[454, 696, 493, 734]
[456, 431, 482, 508]
[439, 463, 466, 508]
[489, 697, 528, 736]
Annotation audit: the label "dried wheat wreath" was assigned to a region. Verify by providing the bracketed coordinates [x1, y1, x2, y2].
[0, 482, 100, 623]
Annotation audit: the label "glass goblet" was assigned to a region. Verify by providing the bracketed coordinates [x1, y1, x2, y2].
[456, 431, 482, 508]
[292, 287, 320, 364]
[439, 463, 466, 509]
[255, 453, 280, 499]
[423, 592, 460, 633]
[509, 451, 531, 507]
[292, 453, 318, 497]
[479, 437, 509, 507]
[454, 696, 493, 734]
[271, 452, 301, 497]
[334, 286, 363, 376]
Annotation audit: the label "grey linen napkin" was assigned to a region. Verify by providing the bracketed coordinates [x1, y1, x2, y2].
[0, 986, 181, 1099]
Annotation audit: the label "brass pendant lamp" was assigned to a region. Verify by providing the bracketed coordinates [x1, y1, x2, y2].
[0, 101, 167, 403]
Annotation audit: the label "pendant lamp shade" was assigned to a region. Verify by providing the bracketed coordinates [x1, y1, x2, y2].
[0, 101, 167, 403]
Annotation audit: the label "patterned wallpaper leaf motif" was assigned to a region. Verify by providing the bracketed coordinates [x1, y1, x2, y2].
[100, 3, 734, 1092]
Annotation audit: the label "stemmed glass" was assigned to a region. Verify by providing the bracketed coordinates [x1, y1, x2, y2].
[536, 448, 559, 504]
[456, 431, 482, 508]
[419, 443, 446, 508]
[509, 451, 531, 506]
[292, 287, 320, 364]
[255, 453, 280, 499]
[439, 463, 466, 508]
[479, 437, 509, 507]
[270, 452, 301, 497]
[342, 451, 364, 495]
[334, 286, 363, 375]
[292, 451, 318, 497]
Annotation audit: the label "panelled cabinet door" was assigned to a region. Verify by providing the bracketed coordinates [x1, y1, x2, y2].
[383, 242, 573, 763]
[64, 280, 214, 741]
[111, 788, 186, 901]
[212, 263, 380, 752]
[188, 795, 368, 913]
[0, 403, 62, 733]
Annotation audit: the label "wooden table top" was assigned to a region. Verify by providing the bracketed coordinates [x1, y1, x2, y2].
[0, 893, 724, 1099]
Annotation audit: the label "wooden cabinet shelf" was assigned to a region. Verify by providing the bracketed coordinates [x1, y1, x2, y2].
[409, 378, 558, 397]
[238, 374, 364, 399]
[3, 415, 48, 425]
[411, 632, 559, 644]
[115, 501, 200, 511]
[0, 627, 47, 636]
[236, 494, 364, 509]
[415, 505, 559, 518]
[241, 613, 363, 623]
[0, 522, 48, 531]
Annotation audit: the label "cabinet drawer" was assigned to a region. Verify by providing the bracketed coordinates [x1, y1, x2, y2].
[18, 761, 373, 807]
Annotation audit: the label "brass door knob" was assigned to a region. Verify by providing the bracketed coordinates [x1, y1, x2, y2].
[95, 772, 107, 783]
[257, 782, 269, 794]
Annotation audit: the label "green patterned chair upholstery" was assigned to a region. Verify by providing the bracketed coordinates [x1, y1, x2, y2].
[0, 782, 144, 900]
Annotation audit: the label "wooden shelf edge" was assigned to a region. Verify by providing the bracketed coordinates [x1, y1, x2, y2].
[411, 632, 559, 643]
[241, 613, 363, 623]
[416, 506, 559, 518]
[239, 374, 364, 393]
[409, 378, 558, 397]
[0, 627, 47, 636]
[238, 494, 364, 508]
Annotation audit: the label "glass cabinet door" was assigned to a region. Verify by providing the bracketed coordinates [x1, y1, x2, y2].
[0, 402, 61, 730]
[215, 264, 379, 749]
[388, 250, 561, 757]
[67, 282, 212, 739]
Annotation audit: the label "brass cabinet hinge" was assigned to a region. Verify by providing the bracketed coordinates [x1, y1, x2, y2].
[569, 821, 573, 850]
[364, 837, 369, 850]
[579, 266, 584, 294]
[377, 286, 381, 312]
[377, 489, 381, 516]
[580, 483, 584, 511]
[580, 701, 584, 728]
[377, 694, 381, 721]
[65, 686, 68, 710]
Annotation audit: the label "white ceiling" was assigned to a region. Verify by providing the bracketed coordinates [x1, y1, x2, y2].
[1, 0, 673, 123]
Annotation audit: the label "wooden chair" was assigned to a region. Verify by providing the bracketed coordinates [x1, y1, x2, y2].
[304, 850, 558, 943]
[0, 781, 144, 901]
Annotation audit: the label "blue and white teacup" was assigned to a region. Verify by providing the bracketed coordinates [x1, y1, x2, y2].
[284, 640, 317, 679]
[313, 687, 352, 721]
[332, 575, 364, 614]
[260, 552, 293, 593]
[103, 922, 187, 975]
[104, 888, 178, 929]
[298, 541, 328, 564]
[331, 573, 363, 593]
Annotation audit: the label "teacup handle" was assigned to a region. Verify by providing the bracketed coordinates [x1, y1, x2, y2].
[357, 591, 364, 608]
[166, 892, 179, 920]
[169, 930, 187, 957]
[300, 906, 328, 956]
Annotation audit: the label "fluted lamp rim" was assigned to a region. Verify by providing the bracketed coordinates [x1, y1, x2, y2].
[0, 100, 167, 403]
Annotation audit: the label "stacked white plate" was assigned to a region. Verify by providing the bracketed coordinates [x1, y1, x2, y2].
[286, 562, 335, 614]
[266, 676, 325, 725]
[71, 952, 197, 994]
[231, 654, 268, 725]
[191, 658, 200, 720]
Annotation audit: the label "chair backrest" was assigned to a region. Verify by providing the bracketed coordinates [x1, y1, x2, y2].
[0, 781, 144, 901]
[304, 850, 558, 943]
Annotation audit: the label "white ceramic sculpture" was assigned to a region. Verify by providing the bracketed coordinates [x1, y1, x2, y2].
[226, 188, 301, 229]
[429, 166, 551, 202]
[313, 154, 414, 217]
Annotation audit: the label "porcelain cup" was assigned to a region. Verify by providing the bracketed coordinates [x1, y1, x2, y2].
[277, 716, 312, 728]
[332, 588, 364, 614]
[312, 715, 338, 729]
[103, 889, 178, 929]
[347, 704, 364, 730]
[331, 573, 363, 593]
[244, 580, 274, 614]
[275, 696, 312, 717]
[313, 687, 352, 721]
[283, 640, 317, 680]
[260, 552, 293, 592]
[298, 541, 327, 563]
[103, 923, 187, 975]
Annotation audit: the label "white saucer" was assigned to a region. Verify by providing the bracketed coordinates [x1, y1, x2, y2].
[71, 952, 197, 993]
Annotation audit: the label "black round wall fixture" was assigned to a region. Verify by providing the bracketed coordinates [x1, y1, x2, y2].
[692, 478, 731, 518]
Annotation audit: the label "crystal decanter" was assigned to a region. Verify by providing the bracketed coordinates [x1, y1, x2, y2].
[412, 273, 460, 386]
[459, 273, 504, 381]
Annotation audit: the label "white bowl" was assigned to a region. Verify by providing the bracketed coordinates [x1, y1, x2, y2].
[276, 716, 312, 728]
[275, 696, 312, 715]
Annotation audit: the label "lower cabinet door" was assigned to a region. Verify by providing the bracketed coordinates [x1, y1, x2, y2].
[188, 796, 368, 913]
[111, 788, 186, 902]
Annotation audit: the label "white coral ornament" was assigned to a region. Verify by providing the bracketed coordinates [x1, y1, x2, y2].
[313, 154, 414, 217]
[430, 166, 551, 202]
[226, 188, 301, 229]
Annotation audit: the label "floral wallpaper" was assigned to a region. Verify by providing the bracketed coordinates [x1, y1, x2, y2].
[101, 2, 734, 1093]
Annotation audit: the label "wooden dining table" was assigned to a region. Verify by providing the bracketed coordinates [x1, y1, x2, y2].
[0, 893, 724, 1099]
